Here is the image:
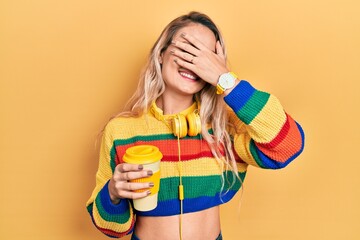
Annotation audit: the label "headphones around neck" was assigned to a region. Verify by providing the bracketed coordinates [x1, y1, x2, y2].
[150, 101, 201, 138]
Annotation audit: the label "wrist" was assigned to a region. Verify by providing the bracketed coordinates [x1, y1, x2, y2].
[216, 72, 238, 95]
[108, 179, 121, 205]
[223, 79, 240, 96]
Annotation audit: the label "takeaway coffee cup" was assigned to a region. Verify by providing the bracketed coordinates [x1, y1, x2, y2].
[122, 145, 163, 211]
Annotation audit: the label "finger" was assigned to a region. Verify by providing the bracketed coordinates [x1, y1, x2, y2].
[171, 48, 195, 63]
[180, 32, 206, 51]
[117, 181, 154, 191]
[216, 41, 225, 58]
[174, 58, 196, 71]
[117, 169, 153, 181]
[117, 163, 143, 173]
[119, 189, 151, 200]
[172, 40, 199, 56]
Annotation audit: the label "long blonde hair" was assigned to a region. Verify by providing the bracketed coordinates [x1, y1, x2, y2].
[117, 11, 240, 190]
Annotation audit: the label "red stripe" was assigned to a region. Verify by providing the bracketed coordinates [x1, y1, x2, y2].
[161, 152, 215, 161]
[114, 137, 244, 164]
[257, 113, 290, 148]
[256, 114, 302, 162]
[115, 139, 213, 163]
[96, 218, 135, 238]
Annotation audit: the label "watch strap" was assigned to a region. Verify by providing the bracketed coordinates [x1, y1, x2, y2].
[216, 72, 238, 95]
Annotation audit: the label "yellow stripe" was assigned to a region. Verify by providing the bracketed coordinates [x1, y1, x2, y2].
[234, 134, 259, 167]
[86, 135, 114, 207]
[160, 157, 247, 178]
[92, 200, 133, 232]
[246, 95, 286, 143]
[109, 115, 171, 139]
[236, 162, 249, 173]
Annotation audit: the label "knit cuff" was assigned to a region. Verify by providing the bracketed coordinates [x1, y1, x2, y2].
[96, 181, 131, 217]
[224, 80, 270, 125]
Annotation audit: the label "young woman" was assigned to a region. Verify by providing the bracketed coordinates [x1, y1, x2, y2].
[86, 11, 305, 240]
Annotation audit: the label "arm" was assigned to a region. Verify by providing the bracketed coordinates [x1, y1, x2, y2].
[225, 80, 305, 169]
[86, 122, 135, 238]
[166, 32, 304, 168]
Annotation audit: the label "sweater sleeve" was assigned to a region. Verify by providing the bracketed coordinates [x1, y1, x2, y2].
[224, 80, 305, 169]
[86, 121, 135, 238]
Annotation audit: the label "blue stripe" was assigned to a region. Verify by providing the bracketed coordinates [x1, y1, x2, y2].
[224, 80, 256, 113]
[99, 181, 131, 214]
[249, 140, 266, 168]
[87, 203, 125, 238]
[136, 190, 237, 216]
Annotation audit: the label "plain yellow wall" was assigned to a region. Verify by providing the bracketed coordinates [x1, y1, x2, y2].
[1, 0, 359, 239]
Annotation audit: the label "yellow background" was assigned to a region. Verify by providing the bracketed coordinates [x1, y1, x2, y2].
[1, 0, 359, 239]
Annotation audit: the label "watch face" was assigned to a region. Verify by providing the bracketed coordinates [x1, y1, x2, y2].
[219, 73, 236, 89]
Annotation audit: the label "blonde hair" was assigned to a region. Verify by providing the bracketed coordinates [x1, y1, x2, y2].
[116, 11, 240, 192]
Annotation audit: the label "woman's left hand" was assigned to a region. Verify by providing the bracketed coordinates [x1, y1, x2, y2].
[171, 32, 229, 86]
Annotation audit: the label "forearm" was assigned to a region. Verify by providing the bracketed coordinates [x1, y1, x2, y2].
[86, 121, 136, 237]
[86, 181, 135, 238]
[225, 80, 305, 168]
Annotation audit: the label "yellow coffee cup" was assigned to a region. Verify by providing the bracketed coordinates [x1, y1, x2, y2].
[122, 145, 163, 211]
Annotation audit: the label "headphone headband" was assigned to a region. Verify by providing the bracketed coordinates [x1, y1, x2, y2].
[150, 101, 201, 138]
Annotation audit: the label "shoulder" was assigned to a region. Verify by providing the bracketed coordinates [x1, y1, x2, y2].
[103, 115, 143, 134]
[226, 107, 246, 135]
[104, 114, 155, 140]
[109, 114, 148, 127]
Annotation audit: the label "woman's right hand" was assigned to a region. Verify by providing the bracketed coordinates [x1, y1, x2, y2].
[108, 163, 153, 204]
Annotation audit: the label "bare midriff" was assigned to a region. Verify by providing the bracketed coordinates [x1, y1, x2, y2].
[134, 206, 221, 240]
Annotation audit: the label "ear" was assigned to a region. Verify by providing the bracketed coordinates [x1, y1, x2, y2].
[158, 53, 163, 64]
[216, 41, 225, 58]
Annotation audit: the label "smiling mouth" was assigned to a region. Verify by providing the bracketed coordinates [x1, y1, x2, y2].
[179, 70, 199, 81]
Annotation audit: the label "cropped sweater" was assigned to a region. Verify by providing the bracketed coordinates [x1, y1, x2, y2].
[86, 80, 305, 238]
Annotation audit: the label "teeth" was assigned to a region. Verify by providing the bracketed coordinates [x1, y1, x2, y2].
[180, 72, 197, 80]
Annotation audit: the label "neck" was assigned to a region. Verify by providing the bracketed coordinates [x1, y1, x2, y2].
[156, 94, 195, 115]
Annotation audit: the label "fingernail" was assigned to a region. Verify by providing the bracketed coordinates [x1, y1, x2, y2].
[138, 165, 143, 170]
[174, 59, 178, 63]
[171, 40, 176, 45]
[147, 170, 153, 176]
[146, 190, 151, 195]
[170, 49, 174, 54]
[149, 182, 154, 187]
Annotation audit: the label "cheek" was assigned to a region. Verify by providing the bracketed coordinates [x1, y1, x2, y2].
[162, 55, 178, 73]
[161, 58, 178, 80]
[162, 46, 180, 64]
[200, 81, 207, 89]
[162, 51, 175, 64]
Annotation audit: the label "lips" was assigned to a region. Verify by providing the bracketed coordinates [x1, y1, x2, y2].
[179, 69, 199, 81]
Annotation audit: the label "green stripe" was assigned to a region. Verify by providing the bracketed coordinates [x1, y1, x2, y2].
[86, 203, 93, 214]
[110, 146, 116, 173]
[249, 140, 265, 168]
[94, 194, 131, 224]
[158, 171, 245, 202]
[237, 90, 270, 124]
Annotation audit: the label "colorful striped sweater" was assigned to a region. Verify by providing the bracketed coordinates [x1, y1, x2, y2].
[86, 80, 305, 238]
